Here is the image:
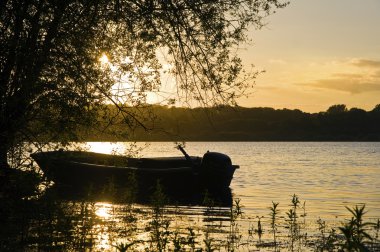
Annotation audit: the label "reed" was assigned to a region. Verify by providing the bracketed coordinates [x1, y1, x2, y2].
[146, 182, 171, 252]
[255, 215, 264, 244]
[269, 201, 280, 250]
[286, 194, 300, 251]
[225, 198, 243, 251]
[203, 231, 215, 252]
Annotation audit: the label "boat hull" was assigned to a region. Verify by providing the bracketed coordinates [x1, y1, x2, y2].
[31, 151, 238, 193]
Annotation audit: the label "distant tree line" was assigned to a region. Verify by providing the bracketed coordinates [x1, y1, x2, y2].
[78, 104, 380, 141]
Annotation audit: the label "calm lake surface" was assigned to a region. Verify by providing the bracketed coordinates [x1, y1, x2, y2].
[85, 141, 380, 220]
[15, 141, 379, 251]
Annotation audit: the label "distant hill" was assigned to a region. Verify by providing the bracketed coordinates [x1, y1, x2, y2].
[83, 104, 380, 141]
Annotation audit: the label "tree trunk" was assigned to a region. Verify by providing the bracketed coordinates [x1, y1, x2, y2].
[0, 136, 10, 169]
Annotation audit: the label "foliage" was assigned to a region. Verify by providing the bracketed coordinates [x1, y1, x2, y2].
[105, 104, 380, 141]
[26, 103, 378, 141]
[327, 104, 348, 114]
[0, 0, 288, 168]
[339, 205, 373, 251]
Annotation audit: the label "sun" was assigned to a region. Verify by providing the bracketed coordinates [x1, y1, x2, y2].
[99, 53, 109, 65]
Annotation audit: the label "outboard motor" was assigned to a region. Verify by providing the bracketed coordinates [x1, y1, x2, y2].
[200, 152, 235, 189]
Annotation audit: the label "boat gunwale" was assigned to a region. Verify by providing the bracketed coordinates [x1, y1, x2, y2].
[64, 160, 196, 173]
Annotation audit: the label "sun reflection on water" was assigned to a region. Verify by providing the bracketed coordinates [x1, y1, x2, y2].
[96, 227, 111, 251]
[95, 202, 113, 219]
[87, 142, 125, 154]
[94, 203, 114, 251]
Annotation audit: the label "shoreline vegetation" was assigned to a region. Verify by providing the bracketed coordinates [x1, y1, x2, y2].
[1, 172, 380, 251]
[69, 104, 380, 142]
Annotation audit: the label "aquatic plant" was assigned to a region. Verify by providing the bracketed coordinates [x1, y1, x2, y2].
[171, 231, 184, 252]
[225, 198, 243, 251]
[375, 219, 380, 241]
[339, 204, 373, 251]
[146, 182, 171, 252]
[114, 241, 139, 252]
[315, 218, 339, 251]
[255, 215, 264, 244]
[147, 218, 171, 252]
[286, 194, 300, 251]
[186, 227, 198, 251]
[203, 231, 216, 252]
[269, 201, 280, 250]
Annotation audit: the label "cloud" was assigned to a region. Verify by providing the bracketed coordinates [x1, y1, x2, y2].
[298, 59, 380, 94]
[351, 59, 380, 68]
[302, 78, 380, 94]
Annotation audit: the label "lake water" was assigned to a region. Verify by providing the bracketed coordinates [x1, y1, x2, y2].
[18, 141, 380, 251]
[85, 141, 380, 220]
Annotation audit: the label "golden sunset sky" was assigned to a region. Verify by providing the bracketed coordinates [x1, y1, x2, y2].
[238, 0, 380, 112]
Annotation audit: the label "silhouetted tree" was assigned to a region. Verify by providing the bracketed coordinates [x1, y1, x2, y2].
[0, 0, 288, 168]
[372, 104, 380, 113]
[369, 104, 380, 138]
[130, 105, 380, 141]
[327, 104, 348, 114]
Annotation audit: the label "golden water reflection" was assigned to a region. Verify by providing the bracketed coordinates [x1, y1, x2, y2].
[94, 203, 115, 251]
[95, 202, 113, 219]
[87, 142, 126, 155]
[90, 203, 235, 252]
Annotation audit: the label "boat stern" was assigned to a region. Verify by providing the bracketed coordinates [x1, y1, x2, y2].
[199, 152, 237, 189]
